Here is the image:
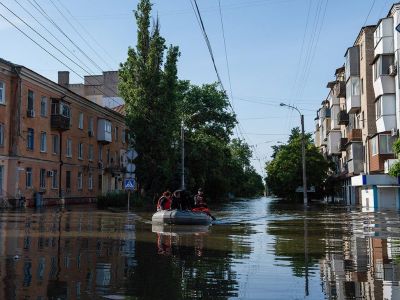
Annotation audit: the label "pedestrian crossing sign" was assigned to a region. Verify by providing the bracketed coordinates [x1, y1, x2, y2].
[124, 178, 136, 190]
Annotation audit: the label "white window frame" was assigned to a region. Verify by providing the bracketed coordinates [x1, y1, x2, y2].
[40, 132, 47, 152]
[0, 81, 5, 104]
[66, 138, 72, 157]
[52, 135, 59, 154]
[88, 117, 94, 133]
[52, 170, 58, 189]
[78, 112, 84, 129]
[371, 136, 378, 156]
[0, 166, 3, 195]
[27, 128, 34, 150]
[78, 143, 83, 160]
[26, 167, 32, 188]
[77, 172, 83, 190]
[27, 90, 35, 112]
[88, 173, 93, 190]
[40, 96, 47, 117]
[0, 123, 4, 146]
[122, 129, 126, 144]
[379, 134, 394, 154]
[40, 168, 46, 189]
[88, 144, 94, 161]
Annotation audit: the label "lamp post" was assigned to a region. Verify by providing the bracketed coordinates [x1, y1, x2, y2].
[280, 103, 308, 206]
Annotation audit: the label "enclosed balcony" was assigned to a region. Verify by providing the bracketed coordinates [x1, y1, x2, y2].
[375, 95, 396, 133]
[50, 98, 70, 131]
[338, 138, 348, 151]
[327, 130, 341, 155]
[320, 107, 331, 119]
[345, 46, 360, 81]
[330, 105, 340, 130]
[337, 110, 349, 125]
[97, 119, 112, 144]
[346, 77, 361, 113]
[347, 143, 363, 175]
[374, 18, 394, 56]
[347, 128, 362, 142]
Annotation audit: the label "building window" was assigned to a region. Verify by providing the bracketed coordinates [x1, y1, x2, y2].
[40, 97, 47, 117]
[0, 166, 3, 195]
[0, 123, 4, 146]
[106, 122, 112, 134]
[106, 149, 110, 164]
[26, 167, 32, 188]
[27, 128, 34, 150]
[66, 138, 72, 157]
[122, 129, 126, 144]
[379, 134, 395, 154]
[40, 132, 47, 152]
[27, 90, 34, 114]
[88, 117, 94, 135]
[40, 169, 46, 189]
[69, 109, 72, 127]
[52, 135, 59, 154]
[78, 112, 84, 129]
[375, 97, 382, 120]
[374, 55, 394, 81]
[88, 173, 93, 190]
[78, 143, 83, 160]
[115, 127, 118, 142]
[66, 171, 71, 190]
[0, 81, 5, 104]
[371, 136, 378, 156]
[77, 172, 83, 190]
[98, 144, 103, 161]
[52, 170, 58, 189]
[88, 144, 94, 161]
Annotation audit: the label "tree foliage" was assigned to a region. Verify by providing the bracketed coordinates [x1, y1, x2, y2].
[265, 128, 331, 200]
[389, 138, 400, 177]
[119, 0, 180, 196]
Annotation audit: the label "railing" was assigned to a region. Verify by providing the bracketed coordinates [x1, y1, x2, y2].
[338, 138, 348, 151]
[347, 129, 362, 142]
[337, 110, 349, 125]
[334, 81, 346, 98]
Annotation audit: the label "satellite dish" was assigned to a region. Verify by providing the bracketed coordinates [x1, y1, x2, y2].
[126, 149, 138, 160]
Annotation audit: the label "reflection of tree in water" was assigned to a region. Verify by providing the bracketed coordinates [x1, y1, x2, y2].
[126, 225, 253, 300]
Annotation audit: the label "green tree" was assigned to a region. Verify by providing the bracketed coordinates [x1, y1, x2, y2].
[265, 128, 331, 200]
[389, 138, 400, 177]
[119, 0, 180, 197]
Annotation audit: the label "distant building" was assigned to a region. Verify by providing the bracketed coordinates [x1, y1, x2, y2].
[0, 58, 129, 207]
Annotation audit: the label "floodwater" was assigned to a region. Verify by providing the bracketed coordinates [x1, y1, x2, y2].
[0, 198, 400, 299]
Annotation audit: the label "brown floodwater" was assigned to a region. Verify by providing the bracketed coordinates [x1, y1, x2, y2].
[0, 197, 399, 299]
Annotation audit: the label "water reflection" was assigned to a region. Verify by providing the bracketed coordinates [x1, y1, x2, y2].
[0, 199, 400, 299]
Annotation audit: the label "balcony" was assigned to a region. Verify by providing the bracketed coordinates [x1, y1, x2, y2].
[337, 110, 349, 125]
[373, 75, 395, 98]
[333, 81, 346, 98]
[346, 77, 361, 114]
[384, 159, 399, 174]
[376, 94, 396, 132]
[50, 98, 70, 131]
[338, 138, 348, 151]
[347, 129, 362, 142]
[320, 107, 331, 119]
[97, 119, 112, 144]
[374, 18, 394, 56]
[327, 131, 342, 155]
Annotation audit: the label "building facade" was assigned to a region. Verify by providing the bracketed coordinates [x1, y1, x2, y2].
[0, 58, 129, 207]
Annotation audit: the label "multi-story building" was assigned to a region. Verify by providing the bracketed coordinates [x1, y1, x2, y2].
[0, 58, 129, 207]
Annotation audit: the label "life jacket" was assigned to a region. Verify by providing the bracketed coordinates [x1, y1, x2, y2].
[157, 196, 172, 211]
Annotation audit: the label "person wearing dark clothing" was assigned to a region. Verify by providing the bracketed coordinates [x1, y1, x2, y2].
[171, 190, 182, 210]
[194, 188, 207, 208]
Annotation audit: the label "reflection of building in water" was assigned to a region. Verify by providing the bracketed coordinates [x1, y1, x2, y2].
[0, 211, 136, 299]
[321, 235, 400, 299]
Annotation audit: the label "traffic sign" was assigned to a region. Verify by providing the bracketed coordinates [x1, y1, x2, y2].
[396, 23, 400, 33]
[126, 149, 138, 160]
[124, 178, 136, 190]
[127, 163, 136, 173]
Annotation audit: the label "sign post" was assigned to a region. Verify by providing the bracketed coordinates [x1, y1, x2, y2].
[124, 178, 136, 213]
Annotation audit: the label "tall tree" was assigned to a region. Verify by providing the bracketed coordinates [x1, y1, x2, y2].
[119, 0, 180, 197]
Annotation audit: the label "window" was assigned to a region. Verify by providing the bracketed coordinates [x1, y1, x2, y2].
[106, 149, 110, 164]
[26, 167, 32, 188]
[375, 98, 382, 120]
[77, 172, 83, 190]
[88, 144, 94, 161]
[371, 136, 378, 156]
[78, 143, 83, 160]
[78, 112, 83, 129]
[379, 134, 394, 154]
[66, 138, 72, 157]
[66, 171, 71, 190]
[88, 117, 94, 134]
[0, 81, 5, 104]
[115, 127, 118, 142]
[52, 170, 58, 189]
[88, 173, 93, 190]
[69, 109, 72, 127]
[40, 97, 47, 117]
[346, 77, 360, 97]
[27, 128, 34, 150]
[0, 123, 4, 146]
[40, 132, 47, 152]
[0, 166, 3, 195]
[105, 122, 111, 133]
[374, 55, 394, 81]
[52, 135, 59, 154]
[28, 90, 34, 112]
[98, 144, 103, 161]
[40, 169, 46, 189]
[122, 129, 126, 144]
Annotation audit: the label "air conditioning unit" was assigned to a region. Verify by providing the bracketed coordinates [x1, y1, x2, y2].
[389, 64, 397, 76]
[27, 110, 35, 118]
[46, 170, 54, 177]
[391, 128, 398, 137]
[88, 130, 94, 137]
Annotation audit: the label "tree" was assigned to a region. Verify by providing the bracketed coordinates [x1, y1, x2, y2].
[119, 0, 180, 197]
[265, 128, 331, 200]
[389, 138, 400, 177]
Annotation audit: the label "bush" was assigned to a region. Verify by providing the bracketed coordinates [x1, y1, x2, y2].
[97, 191, 145, 209]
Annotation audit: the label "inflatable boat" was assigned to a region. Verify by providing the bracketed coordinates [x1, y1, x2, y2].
[152, 209, 212, 225]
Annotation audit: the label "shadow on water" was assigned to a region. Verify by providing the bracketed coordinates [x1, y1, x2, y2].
[1, 198, 400, 299]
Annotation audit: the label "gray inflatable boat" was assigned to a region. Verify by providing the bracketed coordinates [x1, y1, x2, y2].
[152, 209, 212, 225]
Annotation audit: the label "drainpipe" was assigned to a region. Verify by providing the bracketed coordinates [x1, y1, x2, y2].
[12, 67, 22, 202]
[59, 131, 63, 206]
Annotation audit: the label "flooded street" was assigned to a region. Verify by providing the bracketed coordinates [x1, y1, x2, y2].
[0, 197, 400, 299]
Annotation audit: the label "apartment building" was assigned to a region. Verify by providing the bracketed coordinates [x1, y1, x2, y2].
[0, 58, 129, 207]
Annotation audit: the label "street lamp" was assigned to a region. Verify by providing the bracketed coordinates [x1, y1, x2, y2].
[280, 103, 308, 206]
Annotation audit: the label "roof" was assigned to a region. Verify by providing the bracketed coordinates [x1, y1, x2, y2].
[388, 2, 400, 17]
[112, 104, 126, 116]
[335, 66, 345, 75]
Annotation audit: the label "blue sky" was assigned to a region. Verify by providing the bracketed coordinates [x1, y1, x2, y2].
[0, 0, 395, 175]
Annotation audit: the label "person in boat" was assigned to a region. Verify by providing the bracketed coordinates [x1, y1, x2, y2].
[156, 191, 172, 211]
[170, 190, 182, 210]
[194, 188, 207, 208]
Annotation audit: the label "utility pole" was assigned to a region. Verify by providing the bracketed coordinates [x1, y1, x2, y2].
[280, 103, 308, 206]
[181, 120, 185, 190]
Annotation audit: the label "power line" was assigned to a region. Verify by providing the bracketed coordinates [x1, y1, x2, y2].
[362, 0, 376, 28]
